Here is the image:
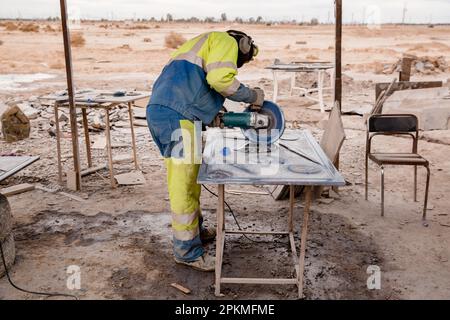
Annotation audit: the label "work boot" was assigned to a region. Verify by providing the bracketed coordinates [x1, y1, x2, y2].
[174, 254, 215, 272]
[200, 227, 216, 243]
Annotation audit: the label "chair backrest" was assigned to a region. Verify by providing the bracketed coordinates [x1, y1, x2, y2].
[320, 104, 346, 164]
[368, 114, 418, 134]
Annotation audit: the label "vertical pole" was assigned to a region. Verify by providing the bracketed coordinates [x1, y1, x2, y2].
[54, 103, 63, 184]
[60, 0, 81, 191]
[105, 108, 116, 188]
[334, 0, 343, 177]
[127, 102, 139, 169]
[298, 186, 313, 299]
[82, 108, 92, 168]
[289, 185, 294, 232]
[334, 0, 342, 113]
[399, 57, 412, 82]
[215, 184, 225, 297]
[272, 70, 278, 102]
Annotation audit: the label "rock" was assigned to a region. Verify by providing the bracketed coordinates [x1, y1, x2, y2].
[319, 198, 334, 205]
[90, 112, 106, 129]
[47, 126, 56, 137]
[329, 189, 341, 199]
[0, 104, 31, 142]
[17, 103, 40, 120]
[59, 113, 69, 122]
[415, 61, 425, 73]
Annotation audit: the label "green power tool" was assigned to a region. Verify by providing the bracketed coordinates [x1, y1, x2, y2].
[218, 101, 285, 144]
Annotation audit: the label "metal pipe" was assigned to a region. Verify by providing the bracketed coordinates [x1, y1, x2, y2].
[423, 166, 431, 221]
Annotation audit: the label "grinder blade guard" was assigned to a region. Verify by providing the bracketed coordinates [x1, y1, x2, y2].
[241, 101, 285, 144]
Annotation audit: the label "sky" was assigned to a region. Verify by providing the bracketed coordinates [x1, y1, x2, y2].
[0, 0, 449, 24]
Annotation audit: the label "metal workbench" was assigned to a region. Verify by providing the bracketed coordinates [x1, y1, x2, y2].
[198, 129, 345, 298]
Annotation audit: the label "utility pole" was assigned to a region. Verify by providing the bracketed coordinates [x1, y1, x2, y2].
[402, 2, 408, 24]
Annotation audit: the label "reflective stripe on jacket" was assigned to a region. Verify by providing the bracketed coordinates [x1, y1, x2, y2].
[149, 32, 241, 125]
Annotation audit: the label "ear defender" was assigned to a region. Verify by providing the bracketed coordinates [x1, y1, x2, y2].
[226, 30, 258, 67]
[239, 36, 252, 55]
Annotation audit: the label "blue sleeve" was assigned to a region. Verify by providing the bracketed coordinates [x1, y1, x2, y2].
[227, 84, 256, 104]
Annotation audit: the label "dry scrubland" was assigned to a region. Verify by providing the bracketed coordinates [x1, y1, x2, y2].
[0, 20, 450, 300]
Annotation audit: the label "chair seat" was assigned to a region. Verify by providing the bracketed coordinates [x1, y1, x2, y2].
[369, 153, 428, 166]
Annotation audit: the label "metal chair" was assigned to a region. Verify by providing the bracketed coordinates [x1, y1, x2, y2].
[365, 114, 430, 220]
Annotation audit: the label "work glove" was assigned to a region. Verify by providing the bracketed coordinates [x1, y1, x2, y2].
[210, 108, 225, 128]
[250, 87, 265, 111]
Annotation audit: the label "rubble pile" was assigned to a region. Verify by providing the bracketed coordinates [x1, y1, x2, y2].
[377, 55, 448, 75]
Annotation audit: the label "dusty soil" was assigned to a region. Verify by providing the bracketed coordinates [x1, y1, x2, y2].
[0, 21, 449, 300]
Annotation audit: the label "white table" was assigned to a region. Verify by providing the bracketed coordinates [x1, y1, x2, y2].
[266, 62, 335, 113]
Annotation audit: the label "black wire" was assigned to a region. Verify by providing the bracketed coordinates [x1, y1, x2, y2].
[202, 185, 261, 243]
[0, 238, 78, 300]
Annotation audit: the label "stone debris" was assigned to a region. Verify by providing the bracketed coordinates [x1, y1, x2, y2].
[377, 55, 448, 75]
[0, 104, 31, 142]
[114, 171, 146, 185]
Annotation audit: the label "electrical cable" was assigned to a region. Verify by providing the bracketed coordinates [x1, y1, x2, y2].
[0, 239, 78, 300]
[202, 185, 261, 243]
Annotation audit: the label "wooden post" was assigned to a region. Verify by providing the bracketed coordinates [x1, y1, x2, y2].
[298, 186, 313, 299]
[334, 0, 342, 113]
[215, 184, 225, 297]
[53, 103, 63, 184]
[104, 108, 116, 188]
[334, 0, 343, 174]
[399, 57, 413, 82]
[60, 0, 81, 191]
[289, 185, 294, 232]
[82, 108, 92, 168]
[127, 102, 139, 169]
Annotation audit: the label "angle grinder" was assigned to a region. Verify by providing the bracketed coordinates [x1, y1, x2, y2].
[216, 101, 285, 144]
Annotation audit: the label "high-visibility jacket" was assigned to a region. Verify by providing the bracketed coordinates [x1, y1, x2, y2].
[149, 31, 254, 125]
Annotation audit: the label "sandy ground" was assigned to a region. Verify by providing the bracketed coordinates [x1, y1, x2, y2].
[0, 21, 450, 300]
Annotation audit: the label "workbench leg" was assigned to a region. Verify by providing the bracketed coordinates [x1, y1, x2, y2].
[127, 102, 139, 170]
[81, 108, 92, 168]
[289, 73, 296, 97]
[298, 186, 312, 299]
[318, 70, 325, 113]
[215, 184, 225, 297]
[54, 104, 63, 184]
[289, 185, 294, 232]
[272, 70, 278, 103]
[105, 109, 116, 188]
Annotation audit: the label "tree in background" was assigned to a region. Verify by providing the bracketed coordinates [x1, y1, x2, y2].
[221, 13, 227, 22]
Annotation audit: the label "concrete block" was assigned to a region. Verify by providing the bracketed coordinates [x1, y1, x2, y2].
[383, 87, 450, 130]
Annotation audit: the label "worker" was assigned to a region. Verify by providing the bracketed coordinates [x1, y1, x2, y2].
[146, 30, 264, 271]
